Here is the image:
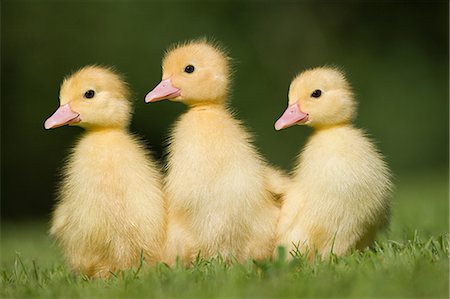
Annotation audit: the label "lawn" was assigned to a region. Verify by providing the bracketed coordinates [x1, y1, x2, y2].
[1, 171, 448, 298]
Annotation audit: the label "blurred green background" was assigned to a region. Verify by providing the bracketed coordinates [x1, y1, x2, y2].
[1, 1, 448, 221]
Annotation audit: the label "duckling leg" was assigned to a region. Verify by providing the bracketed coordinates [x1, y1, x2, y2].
[355, 227, 378, 250]
[245, 233, 277, 261]
[84, 265, 113, 279]
[163, 219, 196, 267]
[69, 251, 112, 279]
[314, 223, 370, 258]
[276, 223, 310, 259]
[275, 195, 310, 259]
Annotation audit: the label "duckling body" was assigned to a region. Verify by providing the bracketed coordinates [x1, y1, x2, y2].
[46, 66, 165, 277]
[145, 40, 279, 264]
[275, 68, 391, 258]
[51, 129, 166, 277]
[164, 105, 278, 263]
[277, 125, 390, 256]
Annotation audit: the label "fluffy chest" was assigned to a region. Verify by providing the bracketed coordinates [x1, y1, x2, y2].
[285, 126, 391, 230]
[293, 126, 387, 203]
[168, 109, 258, 178]
[165, 108, 265, 212]
[298, 127, 367, 175]
[61, 131, 151, 207]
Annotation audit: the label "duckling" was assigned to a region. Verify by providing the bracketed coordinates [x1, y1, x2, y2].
[274, 67, 391, 258]
[45, 66, 166, 278]
[145, 40, 280, 265]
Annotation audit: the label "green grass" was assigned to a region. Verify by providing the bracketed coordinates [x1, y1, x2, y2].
[1, 171, 449, 298]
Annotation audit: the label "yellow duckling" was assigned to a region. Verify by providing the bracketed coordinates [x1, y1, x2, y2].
[274, 67, 391, 258]
[145, 40, 280, 265]
[44, 66, 166, 278]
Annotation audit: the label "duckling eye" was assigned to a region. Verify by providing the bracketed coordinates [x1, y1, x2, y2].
[184, 65, 195, 74]
[311, 89, 322, 98]
[84, 90, 95, 99]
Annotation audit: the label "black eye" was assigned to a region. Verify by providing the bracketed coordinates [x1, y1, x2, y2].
[184, 65, 195, 73]
[311, 89, 322, 98]
[84, 90, 95, 99]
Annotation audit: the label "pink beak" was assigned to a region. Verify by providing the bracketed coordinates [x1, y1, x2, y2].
[274, 103, 309, 131]
[44, 103, 81, 130]
[145, 78, 181, 103]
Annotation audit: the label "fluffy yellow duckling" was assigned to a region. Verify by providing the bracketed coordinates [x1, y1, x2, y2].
[44, 66, 166, 278]
[145, 40, 280, 265]
[274, 67, 391, 258]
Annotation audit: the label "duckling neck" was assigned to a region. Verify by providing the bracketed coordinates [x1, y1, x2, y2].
[85, 126, 127, 134]
[185, 95, 228, 108]
[313, 122, 352, 132]
[187, 101, 226, 111]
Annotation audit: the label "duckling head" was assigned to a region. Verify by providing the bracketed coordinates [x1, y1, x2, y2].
[145, 40, 231, 106]
[274, 67, 356, 130]
[44, 65, 131, 130]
